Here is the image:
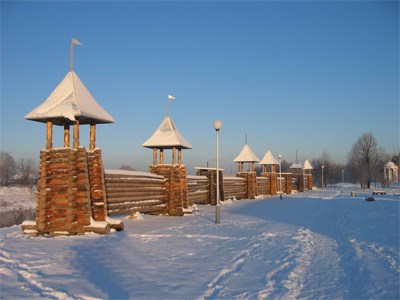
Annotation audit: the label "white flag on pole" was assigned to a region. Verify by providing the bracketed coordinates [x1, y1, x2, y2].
[168, 95, 176, 100]
[71, 38, 83, 46]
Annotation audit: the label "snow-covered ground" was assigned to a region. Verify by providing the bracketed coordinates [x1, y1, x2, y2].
[1, 187, 399, 299]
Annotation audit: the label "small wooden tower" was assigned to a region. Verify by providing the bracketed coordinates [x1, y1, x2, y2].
[142, 106, 192, 216]
[259, 150, 279, 195]
[142, 115, 192, 165]
[233, 143, 259, 199]
[259, 150, 279, 173]
[22, 40, 122, 235]
[303, 159, 314, 190]
[233, 144, 260, 173]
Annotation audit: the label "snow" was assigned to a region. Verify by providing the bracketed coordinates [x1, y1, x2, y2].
[1, 186, 399, 299]
[25, 71, 115, 125]
[105, 169, 164, 179]
[142, 115, 192, 149]
[233, 144, 260, 163]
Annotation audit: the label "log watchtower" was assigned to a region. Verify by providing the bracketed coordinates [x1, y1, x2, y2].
[142, 110, 192, 216]
[233, 143, 260, 199]
[23, 66, 122, 235]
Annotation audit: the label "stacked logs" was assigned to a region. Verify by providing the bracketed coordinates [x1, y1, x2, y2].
[87, 148, 107, 221]
[149, 164, 188, 216]
[257, 177, 268, 195]
[261, 173, 278, 196]
[23, 147, 117, 236]
[223, 176, 246, 200]
[105, 170, 167, 215]
[236, 172, 258, 199]
[196, 169, 224, 205]
[187, 175, 209, 205]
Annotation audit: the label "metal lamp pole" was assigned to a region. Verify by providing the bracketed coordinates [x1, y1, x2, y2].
[278, 154, 282, 200]
[322, 165, 325, 190]
[213, 120, 222, 224]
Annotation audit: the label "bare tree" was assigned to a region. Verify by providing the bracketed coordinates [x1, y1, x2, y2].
[120, 165, 135, 171]
[0, 151, 16, 186]
[347, 132, 385, 188]
[18, 158, 36, 186]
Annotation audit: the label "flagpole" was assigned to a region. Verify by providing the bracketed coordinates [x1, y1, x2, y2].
[167, 96, 170, 116]
[70, 39, 74, 71]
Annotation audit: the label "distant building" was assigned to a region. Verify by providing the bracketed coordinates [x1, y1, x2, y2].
[384, 161, 399, 184]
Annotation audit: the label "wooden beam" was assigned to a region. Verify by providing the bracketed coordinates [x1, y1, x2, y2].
[178, 149, 182, 165]
[172, 147, 176, 165]
[64, 124, 70, 148]
[46, 121, 53, 150]
[153, 148, 157, 165]
[73, 119, 80, 149]
[89, 123, 96, 150]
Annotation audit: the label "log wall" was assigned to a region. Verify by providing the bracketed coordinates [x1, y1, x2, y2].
[187, 175, 209, 205]
[223, 176, 246, 200]
[104, 170, 167, 216]
[257, 177, 268, 195]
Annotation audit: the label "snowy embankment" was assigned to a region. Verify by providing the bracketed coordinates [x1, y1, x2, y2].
[1, 187, 399, 299]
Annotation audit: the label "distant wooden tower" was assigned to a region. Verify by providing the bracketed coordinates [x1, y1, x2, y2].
[233, 142, 259, 199]
[303, 159, 313, 190]
[142, 99, 192, 216]
[22, 39, 123, 235]
[259, 150, 279, 195]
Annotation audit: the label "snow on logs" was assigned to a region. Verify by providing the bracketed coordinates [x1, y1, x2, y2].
[104, 170, 168, 215]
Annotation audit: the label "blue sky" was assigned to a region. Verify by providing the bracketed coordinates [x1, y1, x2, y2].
[1, 1, 399, 173]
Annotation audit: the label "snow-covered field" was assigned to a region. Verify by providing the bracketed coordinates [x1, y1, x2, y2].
[1, 187, 399, 299]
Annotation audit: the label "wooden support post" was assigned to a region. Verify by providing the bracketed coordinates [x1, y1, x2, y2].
[153, 148, 157, 165]
[262, 165, 266, 173]
[160, 149, 164, 164]
[46, 121, 53, 150]
[89, 123, 96, 150]
[172, 147, 176, 165]
[73, 119, 80, 149]
[178, 149, 182, 165]
[64, 124, 70, 148]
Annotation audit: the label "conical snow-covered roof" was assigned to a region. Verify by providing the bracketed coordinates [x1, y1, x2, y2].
[25, 71, 115, 125]
[142, 115, 192, 149]
[233, 144, 260, 163]
[259, 150, 279, 165]
[303, 159, 313, 170]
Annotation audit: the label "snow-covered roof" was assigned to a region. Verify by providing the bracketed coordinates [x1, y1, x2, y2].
[303, 160, 313, 170]
[25, 71, 115, 125]
[142, 115, 192, 149]
[384, 161, 398, 169]
[233, 144, 260, 163]
[290, 162, 304, 169]
[259, 150, 279, 165]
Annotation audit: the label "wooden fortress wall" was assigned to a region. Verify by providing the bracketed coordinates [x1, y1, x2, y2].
[100, 169, 311, 216]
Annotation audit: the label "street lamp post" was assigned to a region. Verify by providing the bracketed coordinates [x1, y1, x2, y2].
[322, 165, 325, 190]
[342, 169, 344, 185]
[278, 154, 282, 200]
[213, 120, 222, 224]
